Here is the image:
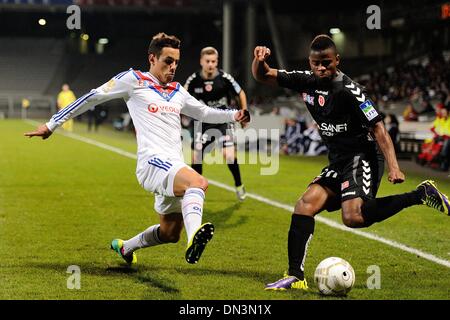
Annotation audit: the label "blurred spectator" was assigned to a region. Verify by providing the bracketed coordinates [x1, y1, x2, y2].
[303, 123, 327, 156]
[384, 114, 400, 153]
[439, 107, 450, 171]
[113, 112, 133, 132]
[87, 105, 108, 132]
[281, 117, 304, 155]
[359, 52, 449, 117]
[402, 104, 418, 121]
[271, 106, 280, 115]
[57, 83, 76, 132]
[417, 105, 450, 169]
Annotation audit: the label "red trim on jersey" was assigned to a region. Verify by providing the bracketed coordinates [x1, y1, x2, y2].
[135, 71, 179, 95]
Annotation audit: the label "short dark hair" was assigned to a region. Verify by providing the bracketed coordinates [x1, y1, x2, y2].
[148, 32, 181, 57]
[310, 34, 337, 52]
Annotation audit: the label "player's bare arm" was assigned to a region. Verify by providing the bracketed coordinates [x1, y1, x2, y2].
[372, 121, 405, 184]
[24, 124, 53, 140]
[252, 46, 278, 86]
[237, 90, 248, 128]
[238, 90, 248, 111]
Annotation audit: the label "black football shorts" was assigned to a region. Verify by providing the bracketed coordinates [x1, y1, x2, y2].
[310, 151, 385, 212]
[191, 123, 236, 152]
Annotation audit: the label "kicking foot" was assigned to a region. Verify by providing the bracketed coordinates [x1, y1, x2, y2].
[110, 239, 137, 265]
[185, 222, 214, 264]
[417, 180, 450, 215]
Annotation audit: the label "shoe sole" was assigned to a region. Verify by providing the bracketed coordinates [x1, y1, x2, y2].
[185, 223, 214, 264]
[264, 285, 308, 291]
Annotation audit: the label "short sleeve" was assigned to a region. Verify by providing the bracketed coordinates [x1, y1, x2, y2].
[222, 72, 242, 95]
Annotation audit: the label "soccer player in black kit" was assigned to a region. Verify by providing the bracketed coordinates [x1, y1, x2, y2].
[185, 46, 248, 201]
[252, 35, 450, 291]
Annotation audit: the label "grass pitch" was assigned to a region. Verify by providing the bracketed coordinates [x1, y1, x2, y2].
[1, 119, 449, 300]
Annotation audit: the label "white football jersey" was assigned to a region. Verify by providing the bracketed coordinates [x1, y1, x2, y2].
[46, 69, 238, 179]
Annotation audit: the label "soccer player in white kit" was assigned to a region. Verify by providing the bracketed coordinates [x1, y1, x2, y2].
[25, 33, 250, 265]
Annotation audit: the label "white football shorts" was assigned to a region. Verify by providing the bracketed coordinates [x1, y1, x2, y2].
[137, 155, 192, 215]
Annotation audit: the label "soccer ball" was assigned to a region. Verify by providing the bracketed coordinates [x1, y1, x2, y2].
[314, 257, 355, 296]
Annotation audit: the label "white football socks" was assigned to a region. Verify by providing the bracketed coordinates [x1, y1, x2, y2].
[182, 187, 205, 242]
[122, 224, 163, 256]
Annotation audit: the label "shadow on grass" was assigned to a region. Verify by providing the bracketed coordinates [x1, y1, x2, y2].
[173, 266, 321, 299]
[204, 202, 248, 230]
[24, 262, 332, 300]
[26, 262, 180, 297]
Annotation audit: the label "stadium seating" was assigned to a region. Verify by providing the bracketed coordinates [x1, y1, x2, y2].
[0, 38, 65, 95]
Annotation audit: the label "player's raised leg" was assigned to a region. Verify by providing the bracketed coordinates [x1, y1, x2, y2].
[173, 167, 214, 264]
[265, 184, 334, 291]
[342, 179, 450, 229]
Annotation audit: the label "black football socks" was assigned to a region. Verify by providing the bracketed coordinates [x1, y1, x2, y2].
[227, 158, 242, 187]
[288, 214, 315, 280]
[191, 163, 203, 175]
[361, 189, 424, 226]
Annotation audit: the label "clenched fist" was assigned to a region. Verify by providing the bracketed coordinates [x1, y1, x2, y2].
[254, 46, 271, 62]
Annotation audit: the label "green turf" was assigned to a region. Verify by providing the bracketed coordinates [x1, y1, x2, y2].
[1, 119, 449, 300]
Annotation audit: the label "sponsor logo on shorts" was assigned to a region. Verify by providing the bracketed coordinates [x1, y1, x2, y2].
[342, 191, 356, 197]
[359, 100, 378, 121]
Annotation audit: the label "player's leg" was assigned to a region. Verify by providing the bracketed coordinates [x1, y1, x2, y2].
[173, 167, 214, 264]
[114, 211, 183, 265]
[222, 124, 245, 200]
[191, 121, 204, 174]
[223, 145, 245, 201]
[344, 180, 450, 228]
[191, 141, 204, 174]
[340, 153, 449, 229]
[266, 179, 338, 291]
[289, 184, 337, 277]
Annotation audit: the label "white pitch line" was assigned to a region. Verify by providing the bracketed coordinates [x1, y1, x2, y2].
[24, 120, 450, 269]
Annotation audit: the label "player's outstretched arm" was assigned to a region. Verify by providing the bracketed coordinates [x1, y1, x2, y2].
[24, 123, 53, 140]
[24, 70, 133, 139]
[372, 121, 405, 184]
[181, 86, 245, 125]
[252, 46, 278, 86]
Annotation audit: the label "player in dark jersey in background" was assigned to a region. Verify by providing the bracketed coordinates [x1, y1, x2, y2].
[252, 35, 450, 291]
[184, 47, 248, 201]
